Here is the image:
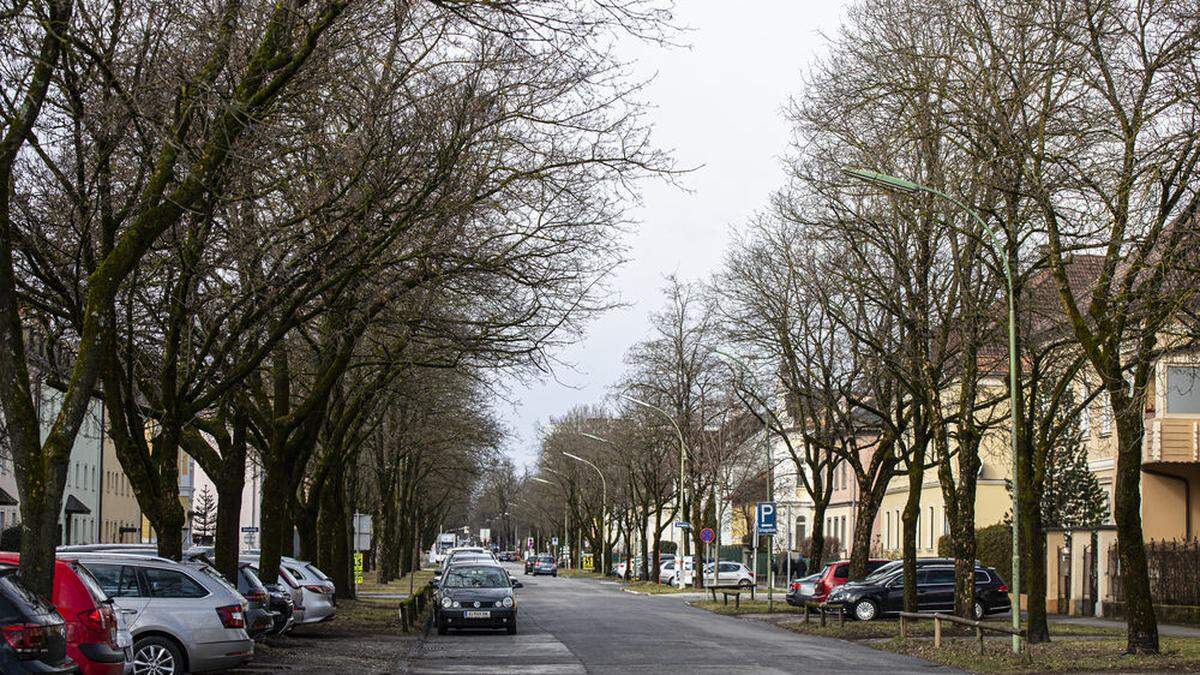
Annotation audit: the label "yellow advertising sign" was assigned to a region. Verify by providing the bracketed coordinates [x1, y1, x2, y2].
[353, 551, 364, 585]
[582, 553, 594, 571]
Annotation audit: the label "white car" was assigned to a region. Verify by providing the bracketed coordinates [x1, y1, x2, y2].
[659, 557, 695, 586]
[663, 559, 755, 588]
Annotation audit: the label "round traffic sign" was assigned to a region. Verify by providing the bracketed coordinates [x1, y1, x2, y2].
[699, 527, 716, 544]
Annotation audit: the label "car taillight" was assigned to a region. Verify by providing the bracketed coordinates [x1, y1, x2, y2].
[303, 584, 327, 594]
[216, 604, 246, 629]
[246, 590, 269, 603]
[789, 582, 800, 591]
[77, 606, 119, 648]
[998, 584, 1009, 593]
[2, 623, 56, 658]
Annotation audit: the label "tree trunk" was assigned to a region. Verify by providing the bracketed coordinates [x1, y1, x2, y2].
[214, 476, 244, 583]
[847, 480, 886, 580]
[809, 501, 828, 572]
[902, 448, 924, 613]
[1112, 395, 1158, 654]
[1022, 430, 1050, 643]
[258, 454, 292, 580]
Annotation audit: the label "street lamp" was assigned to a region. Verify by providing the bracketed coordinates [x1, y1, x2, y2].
[715, 349, 776, 608]
[531, 476, 567, 562]
[562, 451, 608, 575]
[620, 394, 689, 589]
[843, 166, 1021, 654]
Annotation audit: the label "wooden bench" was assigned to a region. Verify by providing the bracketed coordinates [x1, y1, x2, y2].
[801, 601, 845, 627]
[708, 587, 746, 607]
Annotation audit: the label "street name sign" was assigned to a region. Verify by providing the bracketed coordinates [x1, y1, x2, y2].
[673, 521, 691, 529]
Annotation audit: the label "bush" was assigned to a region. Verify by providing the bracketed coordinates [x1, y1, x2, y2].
[0, 526, 19, 551]
[936, 523, 1012, 582]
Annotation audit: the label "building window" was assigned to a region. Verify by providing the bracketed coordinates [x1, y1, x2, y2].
[885, 512, 891, 550]
[796, 516, 806, 545]
[1098, 392, 1113, 436]
[928, 506, 935, 549]
[1167, 366, 1200, 414]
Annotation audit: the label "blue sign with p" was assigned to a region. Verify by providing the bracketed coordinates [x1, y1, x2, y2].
[756, 501, 777, 535]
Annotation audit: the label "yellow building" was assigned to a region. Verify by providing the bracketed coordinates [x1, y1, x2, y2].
[99, 407, 141, 543]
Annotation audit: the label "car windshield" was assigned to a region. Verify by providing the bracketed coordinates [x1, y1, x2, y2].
[863, 562, 901, 583]
[442, 566, 510, 589]
[537, 556, 553, 563]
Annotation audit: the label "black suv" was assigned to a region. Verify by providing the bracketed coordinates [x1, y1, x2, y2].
[0, 565, 75, 673]
[824, 564, 1011, 621]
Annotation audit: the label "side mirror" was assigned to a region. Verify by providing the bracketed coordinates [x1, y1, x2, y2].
[512, 580, 523, 588]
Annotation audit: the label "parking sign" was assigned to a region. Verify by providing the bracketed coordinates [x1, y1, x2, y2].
[756, 501, 777, 535]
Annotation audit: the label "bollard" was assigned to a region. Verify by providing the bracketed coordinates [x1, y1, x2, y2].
[803, 604, 809, 623]
[819, 608, 827, 627]
[976, 626, 984, 655]
[899, 614, 907, 639]
[838, 607, 845, 628]
[933, 616, 942, 649]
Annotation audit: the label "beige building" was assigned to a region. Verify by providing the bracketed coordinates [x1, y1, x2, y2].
[99, 411, 141, 543]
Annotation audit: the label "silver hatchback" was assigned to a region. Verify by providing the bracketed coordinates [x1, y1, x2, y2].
[77, 554, 253, 674]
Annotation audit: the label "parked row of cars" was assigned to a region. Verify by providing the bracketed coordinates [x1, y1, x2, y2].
[786, 557, 1012, 621]
[0, 543, 337, 674]
[430, 547, 522, 635]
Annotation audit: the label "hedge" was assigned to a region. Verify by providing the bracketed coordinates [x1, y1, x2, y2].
[936, 523, 1012, 582]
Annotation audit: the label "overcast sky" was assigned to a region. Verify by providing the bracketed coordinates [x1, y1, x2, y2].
[500, 1, 851, 468]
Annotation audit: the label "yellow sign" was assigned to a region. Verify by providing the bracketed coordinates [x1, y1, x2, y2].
[353, 552, 364, 585]
[582, 553, 594, 571]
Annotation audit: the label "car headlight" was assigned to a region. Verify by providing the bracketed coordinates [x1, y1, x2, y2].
[502, 597, 514, 608]
[441, 597, 452, 608]
[452, 601, 461, 608]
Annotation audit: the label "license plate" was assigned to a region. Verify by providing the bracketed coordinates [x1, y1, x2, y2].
[800, 583, 814, 595]
[464, 610, 491, 619]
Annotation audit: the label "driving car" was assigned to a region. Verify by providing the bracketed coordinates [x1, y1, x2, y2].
[0, 563, 77, 674]
[0, 552, 127, 675]
[824, 564, 1011, 621]
[529, 555, 557, 577]
[77, 554, 254, 674]
[433, 562, 522, 635]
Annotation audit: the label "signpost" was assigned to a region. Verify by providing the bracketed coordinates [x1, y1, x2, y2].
[755, 502, 776, 604]
[700, 527, 717, 588]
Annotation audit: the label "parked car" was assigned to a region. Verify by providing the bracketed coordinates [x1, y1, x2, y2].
[700, 561, 755, 588]
[659, 556, 694, 586]
[786, 571, 823, 607]
[241, 558, 305, 627]
[261, 582, 295, 636]
[0, 553, 127, 675]
[529, 555, 557, 577]
[791, 559, 892, 604]
[77, 554, 254, 674]
[523, 556, 538, 575]
[0, 563, 79, 674]
[194, 563, 276, 640]
[824, 564, 1011, 621]
[279, 559, 335, 624]
[433, 562, 521, 635]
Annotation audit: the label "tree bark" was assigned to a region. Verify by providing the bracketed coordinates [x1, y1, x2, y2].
[1113, 394, 1158, 654]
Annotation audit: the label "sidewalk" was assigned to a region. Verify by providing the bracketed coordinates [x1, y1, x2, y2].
[1050, 614, 1200, 638]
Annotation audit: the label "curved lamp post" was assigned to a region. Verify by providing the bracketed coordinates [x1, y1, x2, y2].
[842, 167, 1020, 654]
[533, 474, 571, 566]
[620, 394, 689, 589]
[563, 451, 607, 575]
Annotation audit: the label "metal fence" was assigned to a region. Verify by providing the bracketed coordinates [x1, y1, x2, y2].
[1108, 539, 1200, 606]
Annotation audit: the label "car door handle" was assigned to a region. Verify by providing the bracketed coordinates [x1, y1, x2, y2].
[119, 608, 139, 615]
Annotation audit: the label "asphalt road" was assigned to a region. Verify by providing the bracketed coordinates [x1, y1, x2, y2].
[405, 563, 957, 674]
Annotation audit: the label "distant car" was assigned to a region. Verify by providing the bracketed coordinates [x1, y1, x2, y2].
[497, 552, 512, 562]
[78, 554, 254, 674]
[659, 557, 694, 586]
[701, 561, 755, 588]
[0, 552, 128, 675]
[434, 563, 521, 635]
[194, 563, 276, 640]
[523, 556, 537, 575]
[530, 555, 557, 577]
[824, 564, 1011, 621]
[786, 571, 823, 607]
[0, 563, 78, 674]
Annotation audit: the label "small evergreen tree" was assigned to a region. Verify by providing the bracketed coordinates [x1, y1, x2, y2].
[192, 485, 217, 546]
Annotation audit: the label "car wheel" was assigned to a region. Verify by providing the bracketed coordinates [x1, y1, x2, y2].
[132, 636, 184, 675]
[973, 601, 985, 620]
[853, 599, 879, 622]
[738, 579, 753, 589]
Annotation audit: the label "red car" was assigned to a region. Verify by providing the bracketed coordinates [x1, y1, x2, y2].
[0, 553, 126, 675]
[790, 559, 890, 604]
